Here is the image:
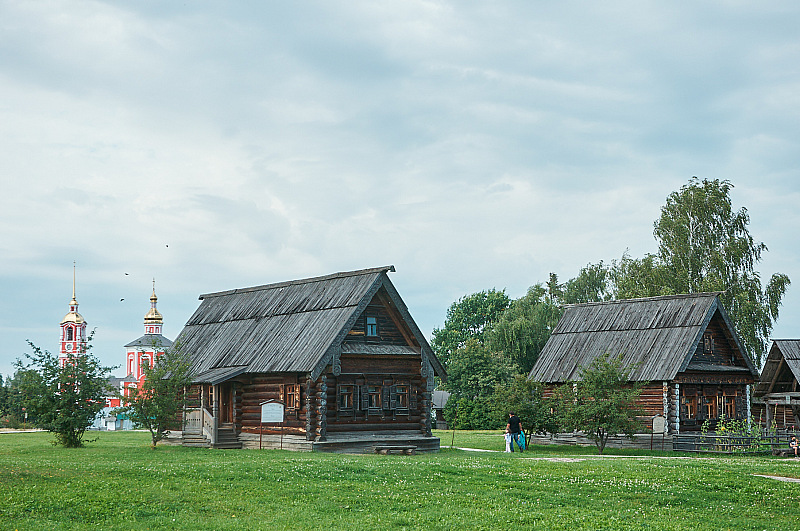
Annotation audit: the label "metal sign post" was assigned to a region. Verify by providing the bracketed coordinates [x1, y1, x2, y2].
[259, 400, 285, 450]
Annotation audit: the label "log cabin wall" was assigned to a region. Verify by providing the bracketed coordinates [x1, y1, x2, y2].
[541, 383, 668, 431]
[237, 374, 310, 436]
[325, 353, 427, 434]
[345, 298, 412, 346]
[752, 403, 800, 430]
[690, 316, 745, 368]
[637, 383, 667, 429]
[671, 377, 751, 432]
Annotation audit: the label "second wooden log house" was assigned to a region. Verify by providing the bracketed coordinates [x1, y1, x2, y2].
[528, 293, 759, 434]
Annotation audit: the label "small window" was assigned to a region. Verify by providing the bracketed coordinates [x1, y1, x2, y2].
[338, 385, 355, 411]
[366, 316, 378, 337]
[703, 333, 713, 354]
[284, 384, 300, 410]
[394, 384, 409, 409]
[140, 356, 150, 377]
[367, 386, 382, 409]
[128, 356, 134, 375]
[681, 395, 697, 419]
[723, 395, 736, 418]
[66, 327, 74, 341]
[704, 396, 718, 419]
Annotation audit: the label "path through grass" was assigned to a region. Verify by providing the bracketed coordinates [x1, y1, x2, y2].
[1, 431, 798, 530]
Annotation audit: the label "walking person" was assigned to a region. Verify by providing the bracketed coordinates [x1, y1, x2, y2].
[504, 428, 512, 453]
[506, 412, 524, 452]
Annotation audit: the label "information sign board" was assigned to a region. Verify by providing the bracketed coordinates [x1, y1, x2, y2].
[261, 401, 284, 424]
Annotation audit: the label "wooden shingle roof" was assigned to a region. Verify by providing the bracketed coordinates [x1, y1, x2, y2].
[528, 293, 756, 383]
[177, 266, 444, 382]
[753, 340, 800, 397]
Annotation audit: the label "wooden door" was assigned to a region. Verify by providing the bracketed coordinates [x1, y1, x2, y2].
[220, 382, 234, 425]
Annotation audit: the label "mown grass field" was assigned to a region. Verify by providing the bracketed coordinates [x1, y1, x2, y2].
[1, 430, 798, 530]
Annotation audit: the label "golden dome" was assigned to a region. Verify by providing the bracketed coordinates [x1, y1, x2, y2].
[61, 310, 85, 324]
[144, 287, 163, 324]
[61, 291, 85, 324]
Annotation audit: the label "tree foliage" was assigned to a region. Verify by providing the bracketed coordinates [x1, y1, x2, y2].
[652, 177, 789, 366]
[14, 335, 115, 447]
[486, 285, 563, 373]
[442, 339, 516, 401]
[442, 396, 497, 430]
[490, 375, 558, 435]
[431, 289, 510, 367]
[558, 263, 613, 304]
[553, 353, 644, 454]
[118, 343, 193, 449]
[551, 178, 790, 367]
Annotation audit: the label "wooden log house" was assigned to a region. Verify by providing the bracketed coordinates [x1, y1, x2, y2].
[752, 340, 800, 430]
[177, 266, 446, 452]
[528, 293, 759, 434]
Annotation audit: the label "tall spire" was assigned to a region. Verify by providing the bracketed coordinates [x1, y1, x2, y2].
[60, 262, 87, 364]
[62, 261, 84, 324]
[144, 278, 163, 334]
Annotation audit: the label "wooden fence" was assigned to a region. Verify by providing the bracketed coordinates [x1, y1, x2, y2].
[672, 432, 798, 454]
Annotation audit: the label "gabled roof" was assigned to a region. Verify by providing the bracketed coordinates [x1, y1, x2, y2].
[177, 266, 445, 382]
[528, 293, 757, 383]
[124, 333, 173, 349]
[753, 340, 800, 397]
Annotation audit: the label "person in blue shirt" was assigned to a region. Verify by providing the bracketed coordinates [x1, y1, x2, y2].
[506, 412, 524, 452]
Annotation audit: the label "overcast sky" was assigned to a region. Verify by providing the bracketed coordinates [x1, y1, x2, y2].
[2, 1, 798, 378]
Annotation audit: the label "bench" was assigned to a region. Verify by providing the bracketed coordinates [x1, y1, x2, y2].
[374, 445, 417, 455]
[772, 447, 798, 458]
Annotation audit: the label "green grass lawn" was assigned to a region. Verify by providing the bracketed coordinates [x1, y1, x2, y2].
[1, 430, 798, 530]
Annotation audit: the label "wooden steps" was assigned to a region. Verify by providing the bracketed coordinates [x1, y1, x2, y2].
[181, 427, 242, 449]
[212, 427, 243, 449]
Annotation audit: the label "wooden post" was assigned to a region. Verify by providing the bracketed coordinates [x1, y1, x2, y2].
[317, 375, 327, 441]
[212, 384, 219, 446]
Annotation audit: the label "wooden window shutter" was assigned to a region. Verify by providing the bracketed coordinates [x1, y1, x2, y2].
[382, 386, 391, 410]
[390, 385, 398, 410]
[409, 387, 417, 410]
[360, 385, 369, 410]
[735, 395, 745, 419]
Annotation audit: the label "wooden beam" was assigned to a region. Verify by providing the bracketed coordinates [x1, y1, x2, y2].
[376, 290, 417, 347]
[768, 358, 785, 394]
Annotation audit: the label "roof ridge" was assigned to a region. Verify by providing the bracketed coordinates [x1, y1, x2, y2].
[564, 292, 721, 308]
[199, 265, 395, 299]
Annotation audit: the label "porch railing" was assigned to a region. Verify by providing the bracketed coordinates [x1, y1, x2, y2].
[183, 408, 202, 435]
[202, 407, 217, 445]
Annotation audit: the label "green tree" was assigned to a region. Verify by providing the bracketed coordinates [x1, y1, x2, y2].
[486, 285, 563, 373]
[609, 253, 675, 300]
[491, 375, 558, 435]
[442, 339, 515, 400]
[553, 353, 644, 454]
[431, 289, 511, 367]
[118, 343, 193, 449]
[560, 262, 613, 304]
[442, 396, 497, 430]
[653, 177, 789, 366]
[14, 335, 115, 447]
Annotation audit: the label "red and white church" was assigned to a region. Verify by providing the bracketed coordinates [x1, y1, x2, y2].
[121, 283, 173, 400]
[60, 270, 172, 430]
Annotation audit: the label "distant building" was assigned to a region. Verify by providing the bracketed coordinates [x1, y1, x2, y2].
[59, 264, 87, 367]
[122, 282, 173, 401]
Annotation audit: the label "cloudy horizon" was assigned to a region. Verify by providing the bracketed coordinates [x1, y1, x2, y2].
[2, 1, 798, 378]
